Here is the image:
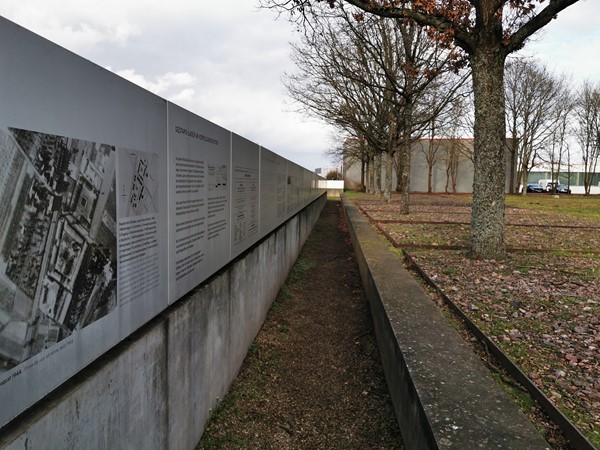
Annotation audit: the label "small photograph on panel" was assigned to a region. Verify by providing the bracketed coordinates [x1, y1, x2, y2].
[0, 127, 117, 373]
[207, 163, 228, 192]
[118, 149, 160, 217]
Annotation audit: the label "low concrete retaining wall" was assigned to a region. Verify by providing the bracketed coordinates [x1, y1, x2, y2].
[342, 197, 550, 450]
[0, 194, 326, 450]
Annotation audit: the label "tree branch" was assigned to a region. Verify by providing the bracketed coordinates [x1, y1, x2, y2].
[506, 0, 580, 55]
[341, 0, 476, 52]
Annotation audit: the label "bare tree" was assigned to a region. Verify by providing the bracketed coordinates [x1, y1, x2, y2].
[504, 59, 569, 195]
[284, 11, 395, 196]
[264, 0, 581, 259]
[335, 138, 371, 191]
[420, 118, 443, 193]
[539, 86, 574, 192]
[437, 95, 474, 193]
[284, 6, 466, 212]
[574, 81, 600, 195]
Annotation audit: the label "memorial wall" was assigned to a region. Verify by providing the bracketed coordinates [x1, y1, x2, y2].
[0, 16, 325, 426]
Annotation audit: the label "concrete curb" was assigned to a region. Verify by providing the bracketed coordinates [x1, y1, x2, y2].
[341, 196, 550, 450]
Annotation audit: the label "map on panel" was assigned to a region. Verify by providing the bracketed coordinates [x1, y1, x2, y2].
[119, 150, 160, 217]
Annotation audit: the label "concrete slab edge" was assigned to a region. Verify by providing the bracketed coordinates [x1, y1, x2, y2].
[404, 251, 596, 450]
[341, 196, 550, 450]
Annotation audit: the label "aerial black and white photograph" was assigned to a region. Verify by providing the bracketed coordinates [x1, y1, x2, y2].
[0, 127, 117, 373]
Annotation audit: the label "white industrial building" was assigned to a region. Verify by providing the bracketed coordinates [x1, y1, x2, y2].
[343, 138, 600, 195]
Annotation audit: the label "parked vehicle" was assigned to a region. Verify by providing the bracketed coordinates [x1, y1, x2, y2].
[526, 183, 544, 193]
[537, 179, 554, 191]
[543, 182, 572, 194]
[556, 184, 572, 194]
[537, 180, 572, 193]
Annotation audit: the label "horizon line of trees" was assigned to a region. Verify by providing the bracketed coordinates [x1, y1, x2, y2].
[284, 5, 471, 212]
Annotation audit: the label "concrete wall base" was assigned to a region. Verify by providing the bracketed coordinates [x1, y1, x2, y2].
[342, 196, 550, 450]
[0, 195, 326, 450]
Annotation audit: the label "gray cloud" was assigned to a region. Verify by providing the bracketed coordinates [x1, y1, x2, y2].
[516, 1, 600, 82]
[0, 0, 596, 170]
[0, 0, 333, 169]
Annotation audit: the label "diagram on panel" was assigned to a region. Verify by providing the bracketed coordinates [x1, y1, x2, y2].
[118, 149, 160, 218]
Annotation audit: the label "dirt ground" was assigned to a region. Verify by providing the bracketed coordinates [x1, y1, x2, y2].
[197, 199, 403, 449]
[357, 193, 599, 448]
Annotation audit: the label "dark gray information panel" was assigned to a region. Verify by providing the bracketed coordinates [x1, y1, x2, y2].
[286, 161, 304, 218]
[0, 17, 168, 425]
[0, 15, 326, 427]
[231, 134, 259, 258]
[304, 170, 317, 205]
[259, 148, 287, 238]
[167, 104, 232, 303]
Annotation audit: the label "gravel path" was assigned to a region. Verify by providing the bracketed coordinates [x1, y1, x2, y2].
[197, 199, 403, 449]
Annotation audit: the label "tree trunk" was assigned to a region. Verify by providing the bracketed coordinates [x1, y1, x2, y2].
[382, 151, 388, 200]
[374, 153, 382, 196]
[445, 163, 450, 194]
[396, 94, 414, 214]
[384, 151, 393, 202]
[360, 157, 366, 190]
[469, 49, 507, 259]
[397, 151, 410, 214]
[452, 169, 458, 193]
[368, 154, 375, 194]
[427, 163, 433, 193]
[397, 135, 411, 214]
[395, 153, 404, 192]
[509, 135, 518, 194]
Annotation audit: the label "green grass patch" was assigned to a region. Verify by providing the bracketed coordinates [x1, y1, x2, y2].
[270, 299, 284, 311]
[490, 371, 536, 412]
[388, 223, 469, 246]
[285, 257, 315, 286]
[279, 285, 294, 300]
[505, 194, 600, 221]
[277, 256, 316, 300]
[294, 257, 315, 273]
[198, 427, 246, 449]
[197, 394, 247, 449]
[341, 190, 366, 200]
[442, 268, 461, 276]
[557, 406, 600, 449]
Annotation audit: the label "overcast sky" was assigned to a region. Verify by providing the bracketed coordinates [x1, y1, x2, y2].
[0, 1, 598, 171]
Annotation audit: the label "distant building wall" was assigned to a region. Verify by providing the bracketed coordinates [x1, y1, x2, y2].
[324, 180, 344, 197]
[343, 139, 515, 194]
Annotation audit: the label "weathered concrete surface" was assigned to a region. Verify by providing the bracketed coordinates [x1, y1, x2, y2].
[0, 195, 326, 450]
[342, 197, 550, 450]
[167, 225, 295, 450]
[4, 325, 169, 450]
